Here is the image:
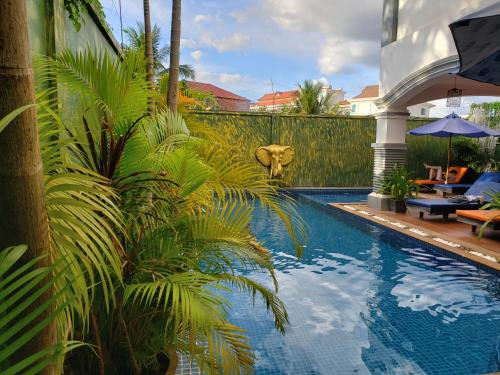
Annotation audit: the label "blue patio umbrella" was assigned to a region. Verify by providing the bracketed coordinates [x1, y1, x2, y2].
[408, 113, 500, 182]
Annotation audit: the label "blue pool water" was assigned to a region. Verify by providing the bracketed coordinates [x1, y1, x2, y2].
[227, 193, 500, 375]
[293, 189, 370, 205]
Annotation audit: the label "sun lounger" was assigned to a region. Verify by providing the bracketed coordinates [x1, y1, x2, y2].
[414, 166, 469, 192]
[433, 183, 471, 195]
[434, 171, 495, 196]
[405, 180, 500, 221]
[456, 209, 500, 232]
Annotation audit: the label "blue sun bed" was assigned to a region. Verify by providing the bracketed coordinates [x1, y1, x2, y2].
[405, 180, 500, 221]
[434, 171, 500, 196]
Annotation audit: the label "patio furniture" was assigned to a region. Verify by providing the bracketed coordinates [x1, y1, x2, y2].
[405, 181, 500, 221]
[456, 210, 500, 232]
[408, 113, 500, 184]
[434, 170, 498, 196]
[414, 166, 468, 192]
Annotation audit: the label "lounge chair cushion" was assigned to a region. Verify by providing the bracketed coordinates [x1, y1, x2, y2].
[456, 210, 500, 223]
[473, 171, 500, 183]
[414, 166, 468, 185]
[405, 198, 481, 210]
[465, 181, 500, 200]
[415, 179, 444, 185]
[434, 183, 471, 190]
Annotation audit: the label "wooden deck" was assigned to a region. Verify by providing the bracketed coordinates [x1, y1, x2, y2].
[331, 202, 500, 271]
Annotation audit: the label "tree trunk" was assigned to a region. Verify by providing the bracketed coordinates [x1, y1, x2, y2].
[143, 0, 154, 112]
[0, 0, 54, 374]
[166, 0, 181, 114]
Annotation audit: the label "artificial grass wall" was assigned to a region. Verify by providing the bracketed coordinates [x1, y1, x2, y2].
[185, 111, 448, 187]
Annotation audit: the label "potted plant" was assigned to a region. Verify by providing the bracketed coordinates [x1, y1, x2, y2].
[381, 165, 418, 213]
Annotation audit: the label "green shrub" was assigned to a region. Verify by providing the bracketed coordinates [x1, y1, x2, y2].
[380, 165, 418, 201]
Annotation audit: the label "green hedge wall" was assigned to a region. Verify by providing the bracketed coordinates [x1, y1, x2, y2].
[185, 111, 448, 187]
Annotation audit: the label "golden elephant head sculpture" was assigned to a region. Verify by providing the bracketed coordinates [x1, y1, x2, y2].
[255, 145, 294, 178]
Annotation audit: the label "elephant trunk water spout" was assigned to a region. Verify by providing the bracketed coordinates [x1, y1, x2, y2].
[255, 145, 294, 178]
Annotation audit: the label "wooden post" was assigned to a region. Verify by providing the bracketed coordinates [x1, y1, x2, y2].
[445, 135, 451, 184]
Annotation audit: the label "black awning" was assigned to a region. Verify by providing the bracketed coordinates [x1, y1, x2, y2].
[449, 3, 500, 86]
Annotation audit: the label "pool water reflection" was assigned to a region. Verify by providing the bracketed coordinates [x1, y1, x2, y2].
[227, 198, 500, 374]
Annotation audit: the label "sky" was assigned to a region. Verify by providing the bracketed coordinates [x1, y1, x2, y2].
[100, 0, 497, 116]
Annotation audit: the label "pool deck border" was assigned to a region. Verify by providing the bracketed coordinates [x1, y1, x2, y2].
[287, 190, 500, 273]
[331, 202, 500, 272]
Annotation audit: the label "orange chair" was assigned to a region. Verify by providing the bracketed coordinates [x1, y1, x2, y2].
[414, 166, 468, 190]
[456, 210, 500, 232]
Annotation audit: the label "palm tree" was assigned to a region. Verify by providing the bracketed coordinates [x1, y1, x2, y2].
[124, 22, 195, 80]
[0, 2, 54, 373]
[0, 60, 125, 375]
[143, 0, 153, 83]
[295, 79, 334, 114]
[40, 48, 306, 374]
[167, 0, 182, 113]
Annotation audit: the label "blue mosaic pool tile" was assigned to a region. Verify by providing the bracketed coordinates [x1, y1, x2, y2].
[227, 193, 500, 375]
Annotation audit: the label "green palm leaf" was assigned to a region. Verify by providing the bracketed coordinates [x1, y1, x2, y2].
[0, 245, 79, 375]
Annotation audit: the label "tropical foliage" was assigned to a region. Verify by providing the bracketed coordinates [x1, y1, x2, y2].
[294, 80, 333, 114]
[158, 76, 219, 111]
[466, 102, 500, 171]
[381, 165, 418, 201]
[479, 191, 500, 238]
[29, 48, 306, 374]
[63, 0, 108, 31]
[124, 22, 195, 80]
[452, 137, 499, 172]
[0, 244, 80, 375]
[0, 85, 123, 374]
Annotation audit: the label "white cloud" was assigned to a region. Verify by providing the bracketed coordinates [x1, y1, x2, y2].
[194, 14, 212, 23]
[194, 65, 271, 99]
[202, 33, 250, 53]
[229, 0, 383, 71]
[318, 38, 379, 75]
[313, 77, 329, 86]
[190, 50, 204, 61]
[181, 38, 198, 49]
[218, 73, 244, 84]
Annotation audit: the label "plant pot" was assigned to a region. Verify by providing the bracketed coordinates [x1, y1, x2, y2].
[390, 199, 407, 213]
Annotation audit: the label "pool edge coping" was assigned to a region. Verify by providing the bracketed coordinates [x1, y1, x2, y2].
[331, 203, 500, 272]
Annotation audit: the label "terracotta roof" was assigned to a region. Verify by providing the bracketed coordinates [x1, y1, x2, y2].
[256, 90, 298, 106]
[339, 99, 351, 106]
[352, 84, 379, 99]
[185, 81, 250, 101]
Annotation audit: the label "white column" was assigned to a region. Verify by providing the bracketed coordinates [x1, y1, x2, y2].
[368, 110, 410, 209]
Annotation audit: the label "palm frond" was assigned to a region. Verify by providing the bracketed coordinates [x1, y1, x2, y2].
[38, 102, 124, 317]
[0, 245, 74, 374]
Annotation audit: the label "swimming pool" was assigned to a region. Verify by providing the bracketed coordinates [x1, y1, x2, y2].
[289, 188, 370, 205]
[227, 191, 500, 374]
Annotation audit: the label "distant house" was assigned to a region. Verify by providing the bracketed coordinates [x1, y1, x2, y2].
[345, 85, 435, 117]
[338, 100, 352, 115]
[251, 90, 298, 112]
[251, 84, 345, 112]
[185, 81, 251, 112]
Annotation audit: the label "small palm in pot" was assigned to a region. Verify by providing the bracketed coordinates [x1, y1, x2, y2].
[381, 165, 418, 213]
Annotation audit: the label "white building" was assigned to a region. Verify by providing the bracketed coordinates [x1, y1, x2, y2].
[342, 85, 435, 117]
[368, 0, 500, 208]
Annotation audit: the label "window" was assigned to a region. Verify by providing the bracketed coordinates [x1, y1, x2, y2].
[420, 108, 426, 116]
[381, 0, 399, 46]
[351, 104, 357, 113]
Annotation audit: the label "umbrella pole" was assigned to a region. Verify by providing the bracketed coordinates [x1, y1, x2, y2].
[445, 135, 451, 184]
